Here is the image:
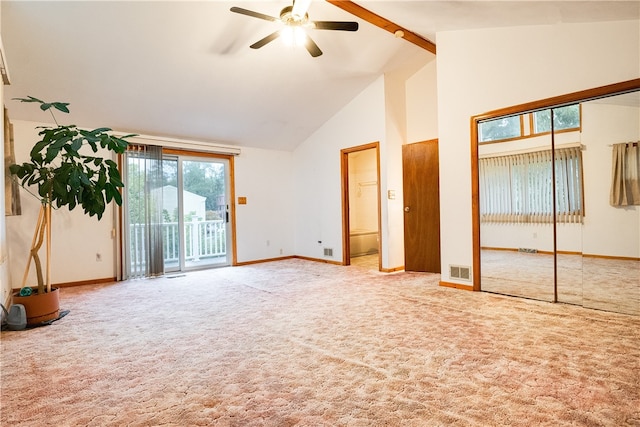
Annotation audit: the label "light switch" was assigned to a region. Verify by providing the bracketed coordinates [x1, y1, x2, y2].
[388, 190, 395, 200]
[238, 197, 247, 205]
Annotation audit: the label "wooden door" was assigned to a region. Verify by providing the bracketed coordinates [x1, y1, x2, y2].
[402, 139, 441, 273]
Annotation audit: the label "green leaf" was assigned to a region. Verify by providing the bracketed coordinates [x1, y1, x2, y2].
[8, 164, 21, 175]
[79, 172, 91, 186]
[53, 178, 67, 197]
[69, 169, 81, 189]
[52, 102, 70, 113]
[105, 183, 114, 203]
[112, 186, 123, 205]
[70, 137, 83, 153]
[30, 139, 49, 158]
[45, 145, 62, 163]
[39, 180, 53, 198]
[92, 127, 112, 134]
[14, 96, 44, 104]
[108, 171, 123, 188]
[87, 139, 98, 151]
[97, 170, 107, 188]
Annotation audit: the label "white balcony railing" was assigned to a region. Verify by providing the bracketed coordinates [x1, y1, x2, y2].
[129, 219, 226, 272]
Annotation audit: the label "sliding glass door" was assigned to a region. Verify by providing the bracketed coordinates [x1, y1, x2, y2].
[125, 150, 232, 278]
[163, 156, 231, 271]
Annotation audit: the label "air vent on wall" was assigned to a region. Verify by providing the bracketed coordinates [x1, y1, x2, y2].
[450, 265, 471, 281]
[518, 248, 538, 253]
[324, 248, 333, 257]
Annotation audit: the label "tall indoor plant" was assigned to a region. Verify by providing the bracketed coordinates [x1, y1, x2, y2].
[9, 96, 134, 324]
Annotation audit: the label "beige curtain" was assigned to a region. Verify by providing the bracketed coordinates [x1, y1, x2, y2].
[610, 142, 640, 206]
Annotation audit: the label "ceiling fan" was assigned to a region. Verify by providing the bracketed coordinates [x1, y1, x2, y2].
[230, 0, 359, 57]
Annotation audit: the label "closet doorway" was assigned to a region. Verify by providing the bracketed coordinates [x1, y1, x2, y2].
[341, 143, 381, 271]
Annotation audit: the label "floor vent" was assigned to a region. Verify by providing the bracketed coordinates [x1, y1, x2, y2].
[449, 265, 471, 281]
[324, 248, 333, 257]
[518, 248, 538, 254]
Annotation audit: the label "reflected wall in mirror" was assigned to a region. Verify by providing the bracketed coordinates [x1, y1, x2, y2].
[579, 92, 640, 315]
[472, 79, 640, 315]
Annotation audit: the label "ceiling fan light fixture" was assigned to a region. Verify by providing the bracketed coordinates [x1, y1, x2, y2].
[281, 26, 307, 47]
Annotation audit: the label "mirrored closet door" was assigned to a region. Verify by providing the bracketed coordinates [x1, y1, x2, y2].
[477, 112, 555, 301]
[472, 79, 640, 315]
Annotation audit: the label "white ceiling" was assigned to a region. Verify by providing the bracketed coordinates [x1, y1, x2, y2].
[3, 1, 638, 151]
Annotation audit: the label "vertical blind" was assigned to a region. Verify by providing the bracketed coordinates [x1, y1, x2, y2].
[479, 146, 583, 223]
[124, 144, 164, 279]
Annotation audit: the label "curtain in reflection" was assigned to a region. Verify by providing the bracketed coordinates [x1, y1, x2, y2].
[480, 147, 583, 223]
[610, 142, 640, 206]
[555, 146, 584, 223]
[124, 144, 165, 279]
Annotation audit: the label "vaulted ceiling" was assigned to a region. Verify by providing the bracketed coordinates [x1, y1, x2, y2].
[2, 1, 638, 151]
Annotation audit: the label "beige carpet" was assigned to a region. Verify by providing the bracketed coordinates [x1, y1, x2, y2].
[481, 249, 640, 315]
[1, 259, 639, 426]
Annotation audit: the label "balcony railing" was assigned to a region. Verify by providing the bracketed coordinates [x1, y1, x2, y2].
[129, 219, 226, 272]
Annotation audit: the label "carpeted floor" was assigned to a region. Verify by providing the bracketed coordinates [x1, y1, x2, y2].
[1, 258, 639, 426]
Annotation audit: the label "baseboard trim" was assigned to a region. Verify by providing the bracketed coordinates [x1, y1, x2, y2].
[234, 256, 296, 266]
[582, 253, 640, 261]
[381, 266, 404, 273]
[12, 277, 116, 293]
[439, 281, 474, 291]
[293, 255, 343, 266]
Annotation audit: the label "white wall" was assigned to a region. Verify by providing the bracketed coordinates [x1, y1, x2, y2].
[433, 19, 640, 284]
[581, 101, 640, 258]
[382, 71, 410, 269]
[293, 76, 386, 263]
[234, 146, 294, 262]
[406, 60, 438, 143]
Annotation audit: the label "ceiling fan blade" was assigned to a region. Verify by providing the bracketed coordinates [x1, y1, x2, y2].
[312, 21, 359, 31]
[250, 31, 281, 49]
[230, 6, 278, 22]
[304, 35, 323, 57]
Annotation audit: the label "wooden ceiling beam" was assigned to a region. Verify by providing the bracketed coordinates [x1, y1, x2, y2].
[326, 0, 436, 54]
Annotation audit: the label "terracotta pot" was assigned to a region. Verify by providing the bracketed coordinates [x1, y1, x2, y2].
[13, 287, 60, 326]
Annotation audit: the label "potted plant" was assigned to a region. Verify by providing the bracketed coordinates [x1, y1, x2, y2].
[9, 96, 134, 325]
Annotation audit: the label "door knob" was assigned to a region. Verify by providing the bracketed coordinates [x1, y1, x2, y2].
[404, 206, 410, 212]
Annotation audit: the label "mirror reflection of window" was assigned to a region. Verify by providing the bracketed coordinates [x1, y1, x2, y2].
[532, 104, 581, 134]
[478, 115, 522, 143]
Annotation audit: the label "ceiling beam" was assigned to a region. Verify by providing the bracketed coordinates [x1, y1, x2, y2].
[326, 0, 436, 54]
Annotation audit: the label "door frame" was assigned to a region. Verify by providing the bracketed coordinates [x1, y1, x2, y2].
[340, 142, 382, 269]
